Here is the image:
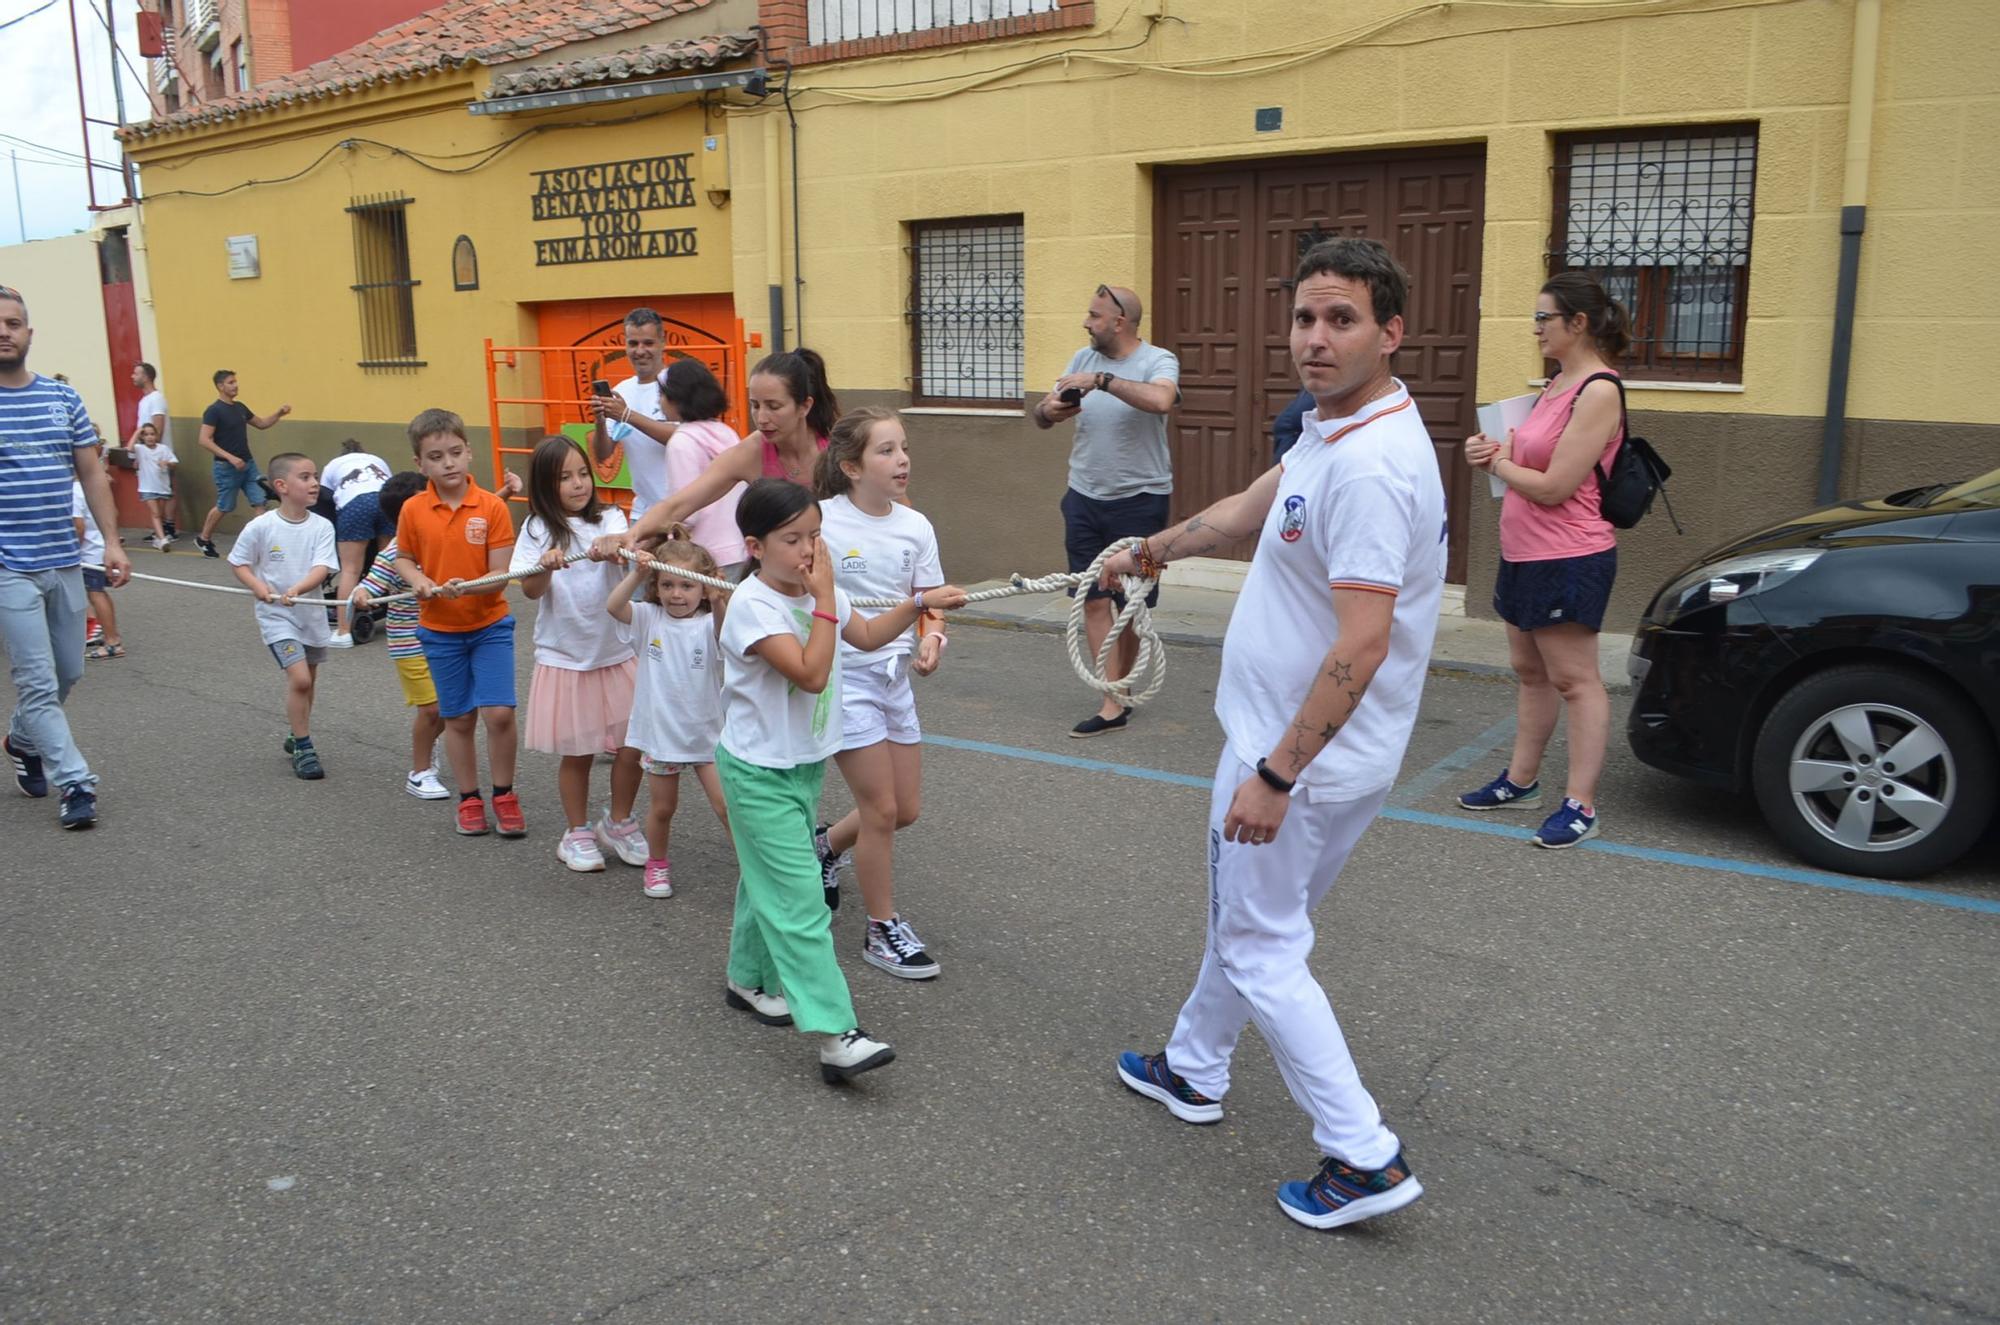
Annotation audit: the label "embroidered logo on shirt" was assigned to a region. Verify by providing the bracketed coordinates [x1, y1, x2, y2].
[465, 517, 488, 546]
[841, 548, 866, 574]
[900, 549, 913, 573]
[1279, 494, 1308, 543]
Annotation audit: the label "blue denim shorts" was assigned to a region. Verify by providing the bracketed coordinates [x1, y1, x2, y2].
[212, 458, 268, 512]
[417, 615, 517, 719]
[1493, 549, 1617, 632]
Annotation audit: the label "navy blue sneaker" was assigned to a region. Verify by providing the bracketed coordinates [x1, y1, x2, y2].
[1457, 768, 1541, 811]
[1116, 1050, 1223, 1124]
[1534, 798, 1600, 849]
[1276, 1152, 1424, 1230]
[6, 735, 48, 798]
[58, 783, 97, 830]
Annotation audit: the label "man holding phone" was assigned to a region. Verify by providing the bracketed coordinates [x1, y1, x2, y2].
[591, 306, 678, 522]
[1027, 282, 1180, 738]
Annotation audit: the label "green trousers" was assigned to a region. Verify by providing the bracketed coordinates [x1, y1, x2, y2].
[717, 745, 857, 1036]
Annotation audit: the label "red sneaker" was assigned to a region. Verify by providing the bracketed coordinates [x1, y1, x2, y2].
[456, 795, 491, 836]
[491, 790, 527, 838]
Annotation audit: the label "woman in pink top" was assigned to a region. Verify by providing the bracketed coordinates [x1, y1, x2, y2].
[659, 358, 750, 576]
[1459, 272, 1630, 849]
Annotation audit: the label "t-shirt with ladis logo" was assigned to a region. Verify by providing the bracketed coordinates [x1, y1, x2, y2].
[619, 600, 723, 764]
[227, 508, 338, 646]
[818, 493, 943, 662]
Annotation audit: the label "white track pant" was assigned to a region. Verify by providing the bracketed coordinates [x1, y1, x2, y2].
[1164, 744, 1400, 1170]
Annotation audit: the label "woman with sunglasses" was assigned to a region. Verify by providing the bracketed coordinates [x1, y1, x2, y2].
[1459, 271, 1629, 849]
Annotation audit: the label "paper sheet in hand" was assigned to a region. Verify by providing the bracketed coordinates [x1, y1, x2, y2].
[1476, 393, 1539, 498]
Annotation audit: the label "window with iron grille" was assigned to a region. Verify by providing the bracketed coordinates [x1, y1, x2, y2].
[811, 0, 1056, 44]
[1550, 125, 1757, 382]
[909, 216, 1024, 404]
[347, 194, 423, 368]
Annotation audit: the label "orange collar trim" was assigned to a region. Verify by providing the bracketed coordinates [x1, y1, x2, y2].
[1315, 394, 1413, 446]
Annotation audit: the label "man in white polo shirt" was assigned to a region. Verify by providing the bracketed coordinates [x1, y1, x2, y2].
[1100, 238, 1446, 1232]
[589, 306, 678, 524]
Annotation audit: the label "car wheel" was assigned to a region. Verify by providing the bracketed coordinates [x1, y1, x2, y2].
[1751, 665, 1997, 879]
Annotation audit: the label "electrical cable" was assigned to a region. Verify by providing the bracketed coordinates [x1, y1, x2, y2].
[0, 0, 59, 33]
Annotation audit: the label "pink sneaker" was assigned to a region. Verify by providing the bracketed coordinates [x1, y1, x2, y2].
[642, 857, 673, 898]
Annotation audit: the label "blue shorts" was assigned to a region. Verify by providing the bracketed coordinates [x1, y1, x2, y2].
[82, 567, 109, 593]
[335, 490, 395, 544]
[212, 458, 268, 512]
[1061, 487, 1168, 607]
[417, 615, 518, 719]
[1493, 549, 1617, 632]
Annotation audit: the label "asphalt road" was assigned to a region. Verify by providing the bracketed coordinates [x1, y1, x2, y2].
[4, 555, 1997, 1324]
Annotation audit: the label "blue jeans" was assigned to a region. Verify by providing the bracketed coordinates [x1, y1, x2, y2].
[0, 565, 93, 792]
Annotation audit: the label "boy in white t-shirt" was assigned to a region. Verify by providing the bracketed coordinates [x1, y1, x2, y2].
[227, 453, 338, 780]
[71, 478, 124, 659]
[1100, 239, 1443, 1233]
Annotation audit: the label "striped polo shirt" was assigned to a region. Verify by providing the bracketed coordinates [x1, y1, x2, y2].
[0, 375, 94, 572]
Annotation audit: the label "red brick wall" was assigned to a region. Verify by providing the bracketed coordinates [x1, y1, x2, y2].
[757, 0, 1094, 66]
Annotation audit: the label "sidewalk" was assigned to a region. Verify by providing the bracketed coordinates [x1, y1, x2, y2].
[955, 580, 1636, 691]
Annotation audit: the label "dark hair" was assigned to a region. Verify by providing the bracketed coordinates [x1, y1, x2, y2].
[407, 407, 466, 452]
[267, 452, 310, 483]
[636, 525, 720, 610]
[378, 470, 426, 527]
[815, 407, 898, 499]
[1541, 271, 1632, 359]
[1293, 238, 1410, 327]
[339, 438, 362, 454]
[661, 357, 728, 423]
[735, 477, 818, 573]
[749, 348, 838, 440]
[212, 368, 235, 387]
[624, 306, 664, 336]
[136, 361, 156, 383]
[524, 435, 604, 554]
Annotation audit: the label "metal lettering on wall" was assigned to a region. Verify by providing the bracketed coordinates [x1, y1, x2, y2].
[531, 154, 698, 266]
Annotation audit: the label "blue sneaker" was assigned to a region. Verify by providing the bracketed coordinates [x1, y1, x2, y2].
[1457, 768, 1540, 811]
[1276, 1152, 1424, 1230]
[58, 783, 97, 830]
[1534, 798, 1600, 849]
[6, 735, 48, 798]
[1117, 1050, 1223, 1124]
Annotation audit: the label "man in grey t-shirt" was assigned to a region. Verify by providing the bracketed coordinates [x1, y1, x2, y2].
[1029, 283, 1180, 737]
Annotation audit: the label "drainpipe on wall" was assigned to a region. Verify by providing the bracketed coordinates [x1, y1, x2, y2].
[764, 113, 786, 353]
[1816, 0, 1882, 505]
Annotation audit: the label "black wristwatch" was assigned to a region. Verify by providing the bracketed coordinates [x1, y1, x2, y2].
[1254, 758, 1295, 794]
[1097, 371, 1114, 393]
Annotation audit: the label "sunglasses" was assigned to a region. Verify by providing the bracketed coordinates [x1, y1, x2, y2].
[1096, 284, 1132, 321]
[1532, 311, 1569, 325]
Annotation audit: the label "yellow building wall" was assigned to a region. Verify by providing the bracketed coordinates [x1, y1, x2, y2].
[726, 0, 2000, 426]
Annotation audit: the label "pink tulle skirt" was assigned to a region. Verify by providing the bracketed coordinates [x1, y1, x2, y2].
[523, 659, 636, 756]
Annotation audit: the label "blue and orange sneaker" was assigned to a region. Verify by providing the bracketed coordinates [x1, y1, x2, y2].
[1276, 1151, 1424, 1230]
[1116, 1050, 1223, 1124]
[1457, 768, 1540, 811]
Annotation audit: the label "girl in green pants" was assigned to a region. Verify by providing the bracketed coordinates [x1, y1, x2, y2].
[714, 479, 967, 1083]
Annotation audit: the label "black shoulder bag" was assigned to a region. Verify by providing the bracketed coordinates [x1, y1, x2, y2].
[1579, 372, 1681, 534]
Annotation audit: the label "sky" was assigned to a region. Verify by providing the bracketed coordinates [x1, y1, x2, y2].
[0, 0, 155, 244]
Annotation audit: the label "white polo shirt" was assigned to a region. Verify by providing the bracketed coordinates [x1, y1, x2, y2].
[1214, 383, 1447, 800]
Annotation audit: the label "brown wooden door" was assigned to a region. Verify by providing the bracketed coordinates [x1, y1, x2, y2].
[1154, 150, 1485, 580]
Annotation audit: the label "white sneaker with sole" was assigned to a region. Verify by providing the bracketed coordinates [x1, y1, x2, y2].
[405, 767, 449, 799]
[593, 811, 649, 867]
[819, 1028, 895, 1083]
[326, 632, 355, 649]
[724, 981, 791, 1025]
[557, 827, 605, 872]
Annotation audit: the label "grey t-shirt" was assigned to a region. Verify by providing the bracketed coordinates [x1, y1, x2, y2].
[1062, 341, 1181, 501]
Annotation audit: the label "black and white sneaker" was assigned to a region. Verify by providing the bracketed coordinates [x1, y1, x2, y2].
[196, 536, 219, 558]
[864, 915, 940, 980]
[819, 1028, 895, 1084]
[813, 822, 846, 912]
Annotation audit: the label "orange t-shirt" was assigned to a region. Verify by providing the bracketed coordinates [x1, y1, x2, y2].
[395, 479, 516, 633]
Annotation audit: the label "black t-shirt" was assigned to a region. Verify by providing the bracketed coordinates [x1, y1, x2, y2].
[202, 399, 254, 461]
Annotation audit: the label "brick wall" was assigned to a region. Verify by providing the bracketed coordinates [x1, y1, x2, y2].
[757, 0, 1094, 67]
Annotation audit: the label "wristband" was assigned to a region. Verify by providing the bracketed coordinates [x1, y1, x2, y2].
[1254, 758, 1295, 794]
[913, 590, 926, 614]
[811, 610, 838, 624]
[924, 631, 949, 651]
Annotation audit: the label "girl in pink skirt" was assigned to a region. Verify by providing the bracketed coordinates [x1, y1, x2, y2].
[511, 436, 644, 873]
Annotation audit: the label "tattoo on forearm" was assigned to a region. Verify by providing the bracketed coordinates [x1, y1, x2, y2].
[1328, 659, 1354, 687]
[1279, 671, 1373, 776]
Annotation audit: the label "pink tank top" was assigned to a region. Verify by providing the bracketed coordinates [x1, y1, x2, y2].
[1497, 373, 1623, 563]
[760, 434, 829, 483]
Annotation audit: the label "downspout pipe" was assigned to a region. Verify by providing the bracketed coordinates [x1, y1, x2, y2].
[764, 112, 786, 353]
[1817, 0, 1882, 505]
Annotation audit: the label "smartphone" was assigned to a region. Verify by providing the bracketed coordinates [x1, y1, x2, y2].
[591, 379, 612, 398]
[1058, 386, 1084, 405]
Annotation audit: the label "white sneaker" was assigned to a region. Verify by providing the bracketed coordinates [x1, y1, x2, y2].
[724, 981, 792, 1025]
[819, 1028, 895, 1084]
[557, 827, 605, 872]
[327, 632, 355, 649]
[404, 767, 449, 800]
[593, 811, 648, 867]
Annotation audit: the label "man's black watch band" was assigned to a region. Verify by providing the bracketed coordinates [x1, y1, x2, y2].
[1254, 758, 1295, 794]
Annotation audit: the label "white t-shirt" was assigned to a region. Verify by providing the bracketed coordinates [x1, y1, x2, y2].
[319, 452, 393, 510]
[137, 388, 171, 449]
[608, 377, 670, 523]
[509, 505, 634, 671]
[620, 601, 724, 763]
[718, 574, 853, 769]
[227, 508, 338, 647]
[1214, 384, 1447, 801]
[819, 493, 944, 661]
[70, 481, 104, 567]
[133, 441, 176, 493]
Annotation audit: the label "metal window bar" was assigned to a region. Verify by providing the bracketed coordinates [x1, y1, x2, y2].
[347, 194, 423, 368]
[1550, 125, 1757, 380]
[809, 0, 1057, 45]
[909, 216, 1024, 403]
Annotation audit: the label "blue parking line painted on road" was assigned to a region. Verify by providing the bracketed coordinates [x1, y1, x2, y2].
[1384, 713, 1519, 808]
[923, 733, 2000, 918]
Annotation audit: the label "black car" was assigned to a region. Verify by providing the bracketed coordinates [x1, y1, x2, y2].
[1627, 467, 1999, 879]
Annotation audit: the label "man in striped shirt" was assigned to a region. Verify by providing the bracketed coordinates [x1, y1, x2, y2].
[0, 285, 131, 829]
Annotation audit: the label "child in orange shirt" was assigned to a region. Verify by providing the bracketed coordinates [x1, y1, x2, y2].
[393, 407, 525, 838]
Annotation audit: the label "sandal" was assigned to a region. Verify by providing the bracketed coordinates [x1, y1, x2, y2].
[86, 643, 125, 660]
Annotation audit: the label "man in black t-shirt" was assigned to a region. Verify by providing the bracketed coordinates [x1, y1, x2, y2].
[194, 368, 291, 557]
